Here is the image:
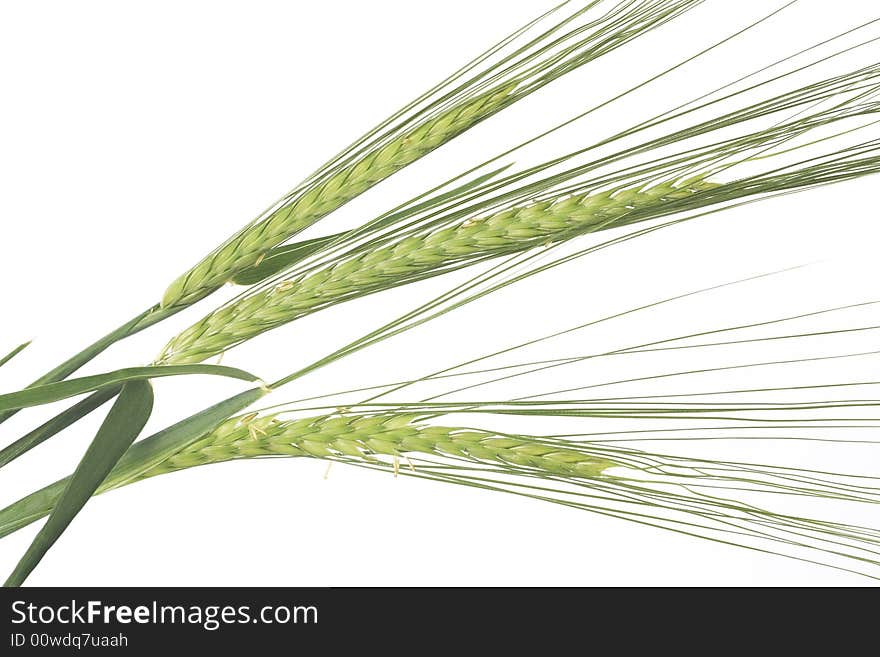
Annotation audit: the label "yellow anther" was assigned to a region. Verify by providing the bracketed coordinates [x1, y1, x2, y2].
[238, 413, 258, 426]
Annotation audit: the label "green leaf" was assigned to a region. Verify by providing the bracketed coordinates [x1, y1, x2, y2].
[0, 342, 30, 370]
[231, 233, 345, 286]
[0, 387, 121, 469]
[0, 304, 189, 428]
[0, 386, 268, 541]
[4, 379, 155, 587]
[0, 308, 156, 427]
[0, 364, 260, 414]
[106, 387, 268, 486]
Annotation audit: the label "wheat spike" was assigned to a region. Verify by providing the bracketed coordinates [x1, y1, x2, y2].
[160, 84, 518, 309]
[158, 178, 718, 364]
[133, 413, 618, 481]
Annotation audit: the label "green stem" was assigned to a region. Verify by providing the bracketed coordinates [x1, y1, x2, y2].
[0, 305, 180, 426]
[0, 305, 187, 471]
[0, 387, 122, 469]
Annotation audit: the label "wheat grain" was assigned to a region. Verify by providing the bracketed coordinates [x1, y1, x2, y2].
[158, 178, 718, 364]
[160, 84, 518, 309]
[133, 412, 618, 481]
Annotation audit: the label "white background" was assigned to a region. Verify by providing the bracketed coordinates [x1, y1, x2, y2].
[1, 0, 879, 586]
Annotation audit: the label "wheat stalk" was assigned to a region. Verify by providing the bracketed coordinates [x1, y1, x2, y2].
[161, 84, 518, 309]
[158, 177, 718, 364]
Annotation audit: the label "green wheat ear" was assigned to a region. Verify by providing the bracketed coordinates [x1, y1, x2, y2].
[133, 413, 619, 481]
[157, 177, 719, 364]
[160, 83, 519, 309]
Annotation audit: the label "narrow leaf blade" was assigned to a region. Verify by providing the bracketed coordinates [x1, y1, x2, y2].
[231, 233, 345, 286]
[0, 364, 260, 413]
[0, 342, 31, 370]
[108, 387, 268, 486]
[0, 387, 121, 469]
[0, 307, 157, 427]
[4, 379, 155, 586]
[0, 386, 267, 541]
